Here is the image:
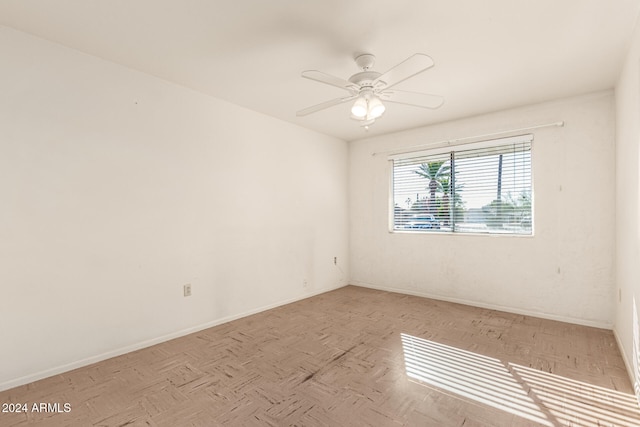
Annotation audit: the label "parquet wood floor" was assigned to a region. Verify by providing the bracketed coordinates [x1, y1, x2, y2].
[1, 285, 638, 426]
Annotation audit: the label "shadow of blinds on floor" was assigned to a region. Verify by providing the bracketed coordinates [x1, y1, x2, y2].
[400, 333, 640, 427]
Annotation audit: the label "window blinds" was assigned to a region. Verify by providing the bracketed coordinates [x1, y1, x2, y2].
[391, 134, 533, 235]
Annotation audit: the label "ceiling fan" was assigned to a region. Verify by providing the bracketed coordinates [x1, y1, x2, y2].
[296, 53, 444, 128]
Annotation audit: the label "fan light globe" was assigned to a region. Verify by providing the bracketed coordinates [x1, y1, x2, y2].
[368, 96, 385, 118]
[351, 97, 368, 118]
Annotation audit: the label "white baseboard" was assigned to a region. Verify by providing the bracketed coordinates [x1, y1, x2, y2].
[613, 327, 640, 404]
[0, 284, 345, 392]
[350, 280, 613, 330]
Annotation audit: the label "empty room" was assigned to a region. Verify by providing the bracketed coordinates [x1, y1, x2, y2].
[2, 1, 640, 426]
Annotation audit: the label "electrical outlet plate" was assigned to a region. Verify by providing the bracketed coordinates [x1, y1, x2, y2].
[184, 284, 192, 297]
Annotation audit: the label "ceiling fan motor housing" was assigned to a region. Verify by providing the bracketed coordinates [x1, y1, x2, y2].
[350, 54, 384, 89]
[348, 71, 382, 88]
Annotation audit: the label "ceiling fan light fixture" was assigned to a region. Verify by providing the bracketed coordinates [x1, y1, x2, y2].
[368, 96, 385, 119]
[351, 96, 368, 118]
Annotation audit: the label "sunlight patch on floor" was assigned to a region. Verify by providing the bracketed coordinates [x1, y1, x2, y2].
[401, 333, 640, 426]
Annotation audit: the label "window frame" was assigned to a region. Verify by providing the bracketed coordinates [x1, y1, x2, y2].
[388, 134, 534, 236]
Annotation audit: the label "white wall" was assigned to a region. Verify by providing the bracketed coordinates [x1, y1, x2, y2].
[0, 26, 349, 390]
[350, 92, 616, 328]
[614, 18, 640, 397]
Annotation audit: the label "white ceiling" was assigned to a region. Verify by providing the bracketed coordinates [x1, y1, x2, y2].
[1, 0, 639, 141]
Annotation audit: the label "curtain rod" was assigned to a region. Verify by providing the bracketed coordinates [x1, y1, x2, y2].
[371, 121, 565, 157]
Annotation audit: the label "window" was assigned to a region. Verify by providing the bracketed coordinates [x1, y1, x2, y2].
[391, 134, 532, 235]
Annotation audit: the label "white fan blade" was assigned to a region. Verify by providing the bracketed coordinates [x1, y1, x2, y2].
[373, 54, 435, 90]
[382, 89, 444, 109]
[296, 95, 357, 117]
[301, 70, 359, 92]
